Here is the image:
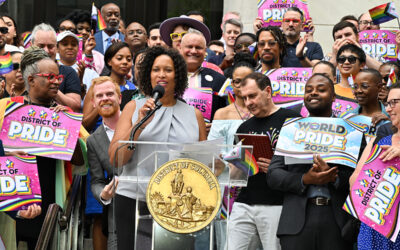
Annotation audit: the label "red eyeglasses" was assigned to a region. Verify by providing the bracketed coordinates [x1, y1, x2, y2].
[34, 73, 64, 83]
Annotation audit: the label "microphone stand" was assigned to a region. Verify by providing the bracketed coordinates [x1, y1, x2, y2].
[127, 101, 163, 150]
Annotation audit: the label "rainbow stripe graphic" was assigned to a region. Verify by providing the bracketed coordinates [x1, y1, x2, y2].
[14, 155, 37, 164]
[62, 111, 83, 121]
[218, 79, 234, 97]
[343, 196, 359, 219]
[5, 101, 24, 116]
[365, 145, 382, 164]
[23, 32, 32, 48]
[244, 149, 259, 176]
[228, 91, 235, 104]
[369, 2, 398, 25]
[0, 196, 42, 211]
[387, 67, 397, 87]
[0, 52, 12, 75]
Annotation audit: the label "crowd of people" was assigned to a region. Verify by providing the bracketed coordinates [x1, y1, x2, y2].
[1, 2, 400, 250]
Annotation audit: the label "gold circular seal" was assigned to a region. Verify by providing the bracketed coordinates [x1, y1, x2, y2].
[146, 158, 221, 234]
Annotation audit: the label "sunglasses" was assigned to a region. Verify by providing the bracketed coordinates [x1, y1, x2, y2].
[0, 27, 8, 34]
[12, 63, 19, 70]
[337, 55, 359, 64]
[34, 73, 64, 83]
[258, 40, 278, 48]
[170, 31, 187, 42]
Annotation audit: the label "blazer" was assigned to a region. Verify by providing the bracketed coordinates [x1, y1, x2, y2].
[266, 155, 354, 236]
[87, 124, 116, 233]
[199, 67, 227, 121]
[94, 30, 125, 55]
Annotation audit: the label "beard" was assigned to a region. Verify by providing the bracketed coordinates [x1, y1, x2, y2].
[261, 56, 276, 67]
[304, 102, 331, 116]
[98, 102, 119, 118]
[106, 22, 119, 33]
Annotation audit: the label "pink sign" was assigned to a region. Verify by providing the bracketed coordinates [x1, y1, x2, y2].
[182, 87, 213, 123]
[343, 145, 400, 242]
[0, 156, 41, 211]
[267, 67, 312, 112]
[0, 102, 83, 161]
[257, 0, 311, 31]
[301, 95, 358, 117]
[359, 30, 399, 62]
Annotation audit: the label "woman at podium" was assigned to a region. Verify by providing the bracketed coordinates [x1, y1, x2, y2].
[109, 46, 206, 249]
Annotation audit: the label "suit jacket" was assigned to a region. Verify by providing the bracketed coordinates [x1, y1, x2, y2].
[199, 67, 227, 120]
[266, 155, 354, 236]
[87, 124, 116, 233]
[94, 30, 125, 55]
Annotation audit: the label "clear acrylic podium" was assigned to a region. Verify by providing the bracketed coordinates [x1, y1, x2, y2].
[113, 140, 251, 250]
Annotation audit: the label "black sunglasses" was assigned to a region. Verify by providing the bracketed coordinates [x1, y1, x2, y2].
[12, 63, 19, 70]
[0, 27, 8, 34]
[337, 55, 359, 64]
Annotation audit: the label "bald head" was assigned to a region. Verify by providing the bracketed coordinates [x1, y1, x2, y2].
[179, 30, 207, 72]
[126, 22, 147, 52]
[101, 3, 121, 33]
[181, 29, 206, 47]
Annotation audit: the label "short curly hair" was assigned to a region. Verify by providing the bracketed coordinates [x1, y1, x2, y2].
[137, 46, 188, 98]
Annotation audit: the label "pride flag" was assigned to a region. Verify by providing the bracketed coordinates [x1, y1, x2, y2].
[22, 32, 32, 49]
[91, 3, 106, 31]
[244, 149, 259, 176]
[369, 2, 398, 25]
[0, 53, 12, 75]
[387, 67, 397, 87]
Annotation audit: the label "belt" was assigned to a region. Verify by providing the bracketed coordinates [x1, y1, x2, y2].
[308, 197, 330, 206]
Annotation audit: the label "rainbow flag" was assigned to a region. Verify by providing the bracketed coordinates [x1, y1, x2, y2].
[0, 53, 12, 75]
[387, 67, 397, 87]
[244, 149, 259, 176]
[23, 32, 32, 48]
[91, 3, 106, 31]
[369, 2, 398, 25]
[228, 91, 235, 104]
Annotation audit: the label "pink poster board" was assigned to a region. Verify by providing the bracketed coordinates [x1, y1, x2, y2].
[0, 155, 41, 211]
[0, 102, 82, 161]
[343, 145, 400, 242]
[359, 30, 398, 62]
[182, 87, 213, 123]
[257, 0, 311, 31]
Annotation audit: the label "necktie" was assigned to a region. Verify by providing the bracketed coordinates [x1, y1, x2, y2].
[105, 37, 112, 53]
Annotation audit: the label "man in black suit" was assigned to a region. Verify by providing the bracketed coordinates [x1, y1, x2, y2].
[267, 74, 355, 250]
[178, 29, 226, 126]
[87, 76, 121, 249]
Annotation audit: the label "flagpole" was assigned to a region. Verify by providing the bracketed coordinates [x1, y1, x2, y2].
[397, 17, 400, 30]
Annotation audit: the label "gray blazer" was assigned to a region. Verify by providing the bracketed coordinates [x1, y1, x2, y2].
[87, 124, 116, 233]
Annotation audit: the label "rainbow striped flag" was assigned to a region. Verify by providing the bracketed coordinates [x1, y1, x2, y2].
[387, 67, 397, 87]
[369, 2, 398, 25]
[0, 53, 12, 75]
[228, 91, 235, 104]
[91, 3, 106, 31]
[23, 32, 32, 49]
[244, 149, 259, 176]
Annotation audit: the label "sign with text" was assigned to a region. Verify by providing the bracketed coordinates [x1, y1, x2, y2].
[267, 67, 312, 113]
[343, 145, 400, 242]
[183, 87, 213, 123]
[0, 156, 41, 211]
[275, 117, 364, 168]
[0, 102, 82, 161]
[257, 0, 311, 31]
[359, 30, 398, 62]
[341, 113, 377, 143]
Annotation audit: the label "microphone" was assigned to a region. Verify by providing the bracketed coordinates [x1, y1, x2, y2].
[127, 85, 165, 150]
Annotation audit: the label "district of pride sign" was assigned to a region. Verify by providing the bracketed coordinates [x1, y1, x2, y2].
[359, 30, 398, 62]
[343, 145, 400, 242]
[182, 87, 213, 123]
[267, 67, 312, 112]
[0, 101, 82, 161]
[257, 0, 311, 31]
[275, 117, 364, 168]
[0, 156, 41, 211]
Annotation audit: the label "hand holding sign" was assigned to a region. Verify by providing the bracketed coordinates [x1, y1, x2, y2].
[19, 203, 41, 219]
[379, 144, 400, 162]
[257, 157, 271, 173]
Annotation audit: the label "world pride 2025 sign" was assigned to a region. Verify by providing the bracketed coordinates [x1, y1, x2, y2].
[343, 145, 400, 242]
[0, 102, 82, 161]
[0, 155, 41, 211]
[275, 117, 364, 168]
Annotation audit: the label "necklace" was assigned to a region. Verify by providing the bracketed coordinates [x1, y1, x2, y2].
[233, 101, 251, 121]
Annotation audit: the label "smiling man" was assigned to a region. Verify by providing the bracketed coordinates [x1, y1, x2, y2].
[267, 74, 356, 250]
[229, 72, 300, 250]
[94, 3, 125, 55]
[178, 29, 226, 121]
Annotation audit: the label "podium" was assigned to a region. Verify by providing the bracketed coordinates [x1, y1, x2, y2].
[113, 140, 251, 250]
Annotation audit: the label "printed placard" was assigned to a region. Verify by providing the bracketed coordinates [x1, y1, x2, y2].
[300, 95, 358, 117]
[182, 87, 213, 123]
[0, 155, 41, 211]
[359, 30, 398, 62]
[342, 113, 377, 143]
[0, 102, 82, 161]
[275, 117, 364, 168]
[257, 0, 311, 31]
[267, 67, 312, 113]
[343, 145, 400, 242]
